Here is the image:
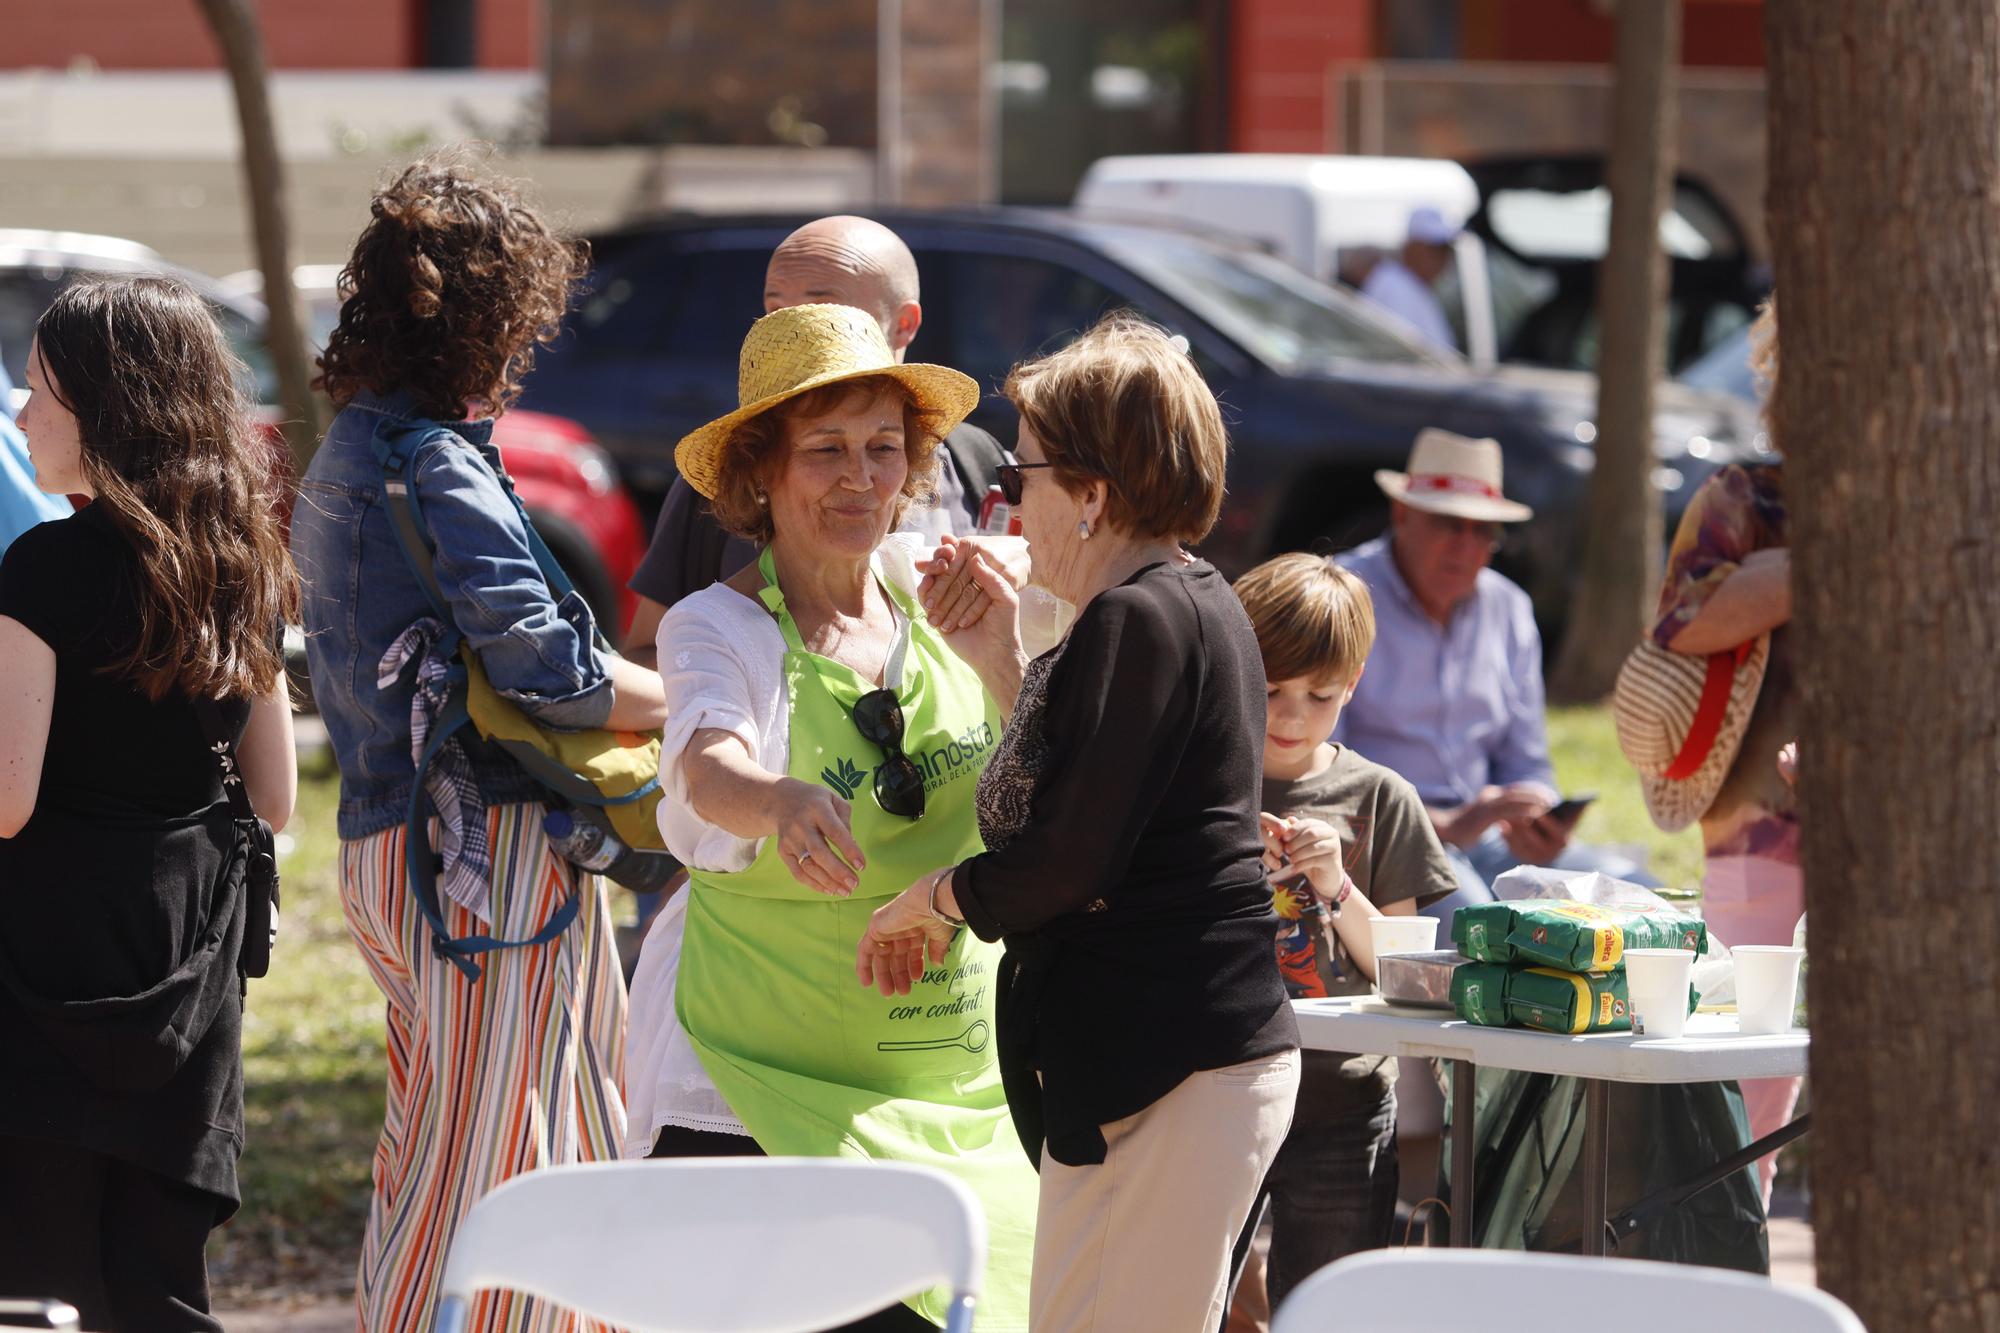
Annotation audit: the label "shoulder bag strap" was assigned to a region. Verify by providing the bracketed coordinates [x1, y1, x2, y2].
[192, 695, 258, 823]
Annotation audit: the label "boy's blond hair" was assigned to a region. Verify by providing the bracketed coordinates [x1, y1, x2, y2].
[1233, 553, 1376, 685]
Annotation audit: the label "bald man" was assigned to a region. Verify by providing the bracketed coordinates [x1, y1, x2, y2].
[621, 216, 1005, 666]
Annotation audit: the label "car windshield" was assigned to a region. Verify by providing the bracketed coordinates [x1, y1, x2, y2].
[1105, 227, 1454, 372]
[1485, 182, 1740, 262]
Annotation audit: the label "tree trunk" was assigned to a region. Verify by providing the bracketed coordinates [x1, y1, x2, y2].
[195, 0, 323, 478]
[1766, 4, 2000, 1330]
[1549, 0, 1679, 702]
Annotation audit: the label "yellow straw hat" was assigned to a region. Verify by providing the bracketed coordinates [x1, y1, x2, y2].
[673, 303, 981, 500]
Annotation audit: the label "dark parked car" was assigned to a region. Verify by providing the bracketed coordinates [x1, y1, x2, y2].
[0, 231, 647, 636]
[519, 209, 1766, 627]
[1460, 155, 1770, 375]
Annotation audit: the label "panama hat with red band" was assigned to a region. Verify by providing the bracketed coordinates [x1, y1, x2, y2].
[1374, 428, 1534, 523]
[1612, 634, 1771, 832]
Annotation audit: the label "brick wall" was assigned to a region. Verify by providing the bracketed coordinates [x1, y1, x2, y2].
[4, 0, 537, 71]
[547, 0, 994, 204]
[1229, 0, 1375, 152]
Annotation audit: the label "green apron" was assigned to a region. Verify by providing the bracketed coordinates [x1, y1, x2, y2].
[676, 549, 1036, 1330]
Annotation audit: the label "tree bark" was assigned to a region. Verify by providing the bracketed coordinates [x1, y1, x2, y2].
[1766, 4, 2000, 1330]
[194, 0, 323, 478]
[1549, 0, 1678, 702]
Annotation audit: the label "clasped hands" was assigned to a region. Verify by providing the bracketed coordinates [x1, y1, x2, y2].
[854, 869, 960, 998]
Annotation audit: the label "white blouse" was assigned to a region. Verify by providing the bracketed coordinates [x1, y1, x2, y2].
[622, 535, 1069, 1155]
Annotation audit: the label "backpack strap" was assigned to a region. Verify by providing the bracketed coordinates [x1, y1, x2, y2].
[372, 419, 583, 981]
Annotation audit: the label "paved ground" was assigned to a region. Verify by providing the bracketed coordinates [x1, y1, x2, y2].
[215, 1299, 351, 1332]
[1768, 1184, 1817, 1287]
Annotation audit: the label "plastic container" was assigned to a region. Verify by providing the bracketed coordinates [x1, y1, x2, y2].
[1369, 915, 1440, 960]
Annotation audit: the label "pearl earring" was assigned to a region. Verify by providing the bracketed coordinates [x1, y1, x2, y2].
[1076, 519, 1092, 541]
[755, 491, 768, 506]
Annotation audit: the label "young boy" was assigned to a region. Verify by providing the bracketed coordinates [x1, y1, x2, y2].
[1233, 552, 1459, 1315]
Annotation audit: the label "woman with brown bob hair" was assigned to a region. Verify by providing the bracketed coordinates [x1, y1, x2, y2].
[625, 302, 1042, 1329]
[0, 276, 298, 1330]
[291, 152, 665, 1333]
[858, 313, 1299, 1331]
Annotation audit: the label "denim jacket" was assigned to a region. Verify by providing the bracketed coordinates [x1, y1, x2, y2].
[292, 388, 613, 840]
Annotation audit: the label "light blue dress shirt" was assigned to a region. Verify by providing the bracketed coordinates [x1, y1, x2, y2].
[1332, 536, 1557, 809]
[1360, 257, 1458, 352]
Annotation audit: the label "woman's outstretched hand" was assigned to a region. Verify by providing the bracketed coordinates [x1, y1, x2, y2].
[856, 871, 959, 996]
[772, 777, 866, 896]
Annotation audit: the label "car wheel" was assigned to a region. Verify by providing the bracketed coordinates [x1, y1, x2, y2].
[530, 508, 623, 639]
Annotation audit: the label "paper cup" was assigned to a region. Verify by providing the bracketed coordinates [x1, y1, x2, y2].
[1732, 946, 1805, 1035]
[1624, 948, 1694, 1039]
[1369, 915, 1440, 960]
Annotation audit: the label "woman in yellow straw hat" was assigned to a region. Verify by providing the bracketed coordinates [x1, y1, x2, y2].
[624, 303, 1040, 1330]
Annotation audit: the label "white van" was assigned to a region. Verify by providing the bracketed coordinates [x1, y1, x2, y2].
[1074, 153, 1499, 363]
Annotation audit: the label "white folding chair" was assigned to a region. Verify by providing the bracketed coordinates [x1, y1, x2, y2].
[1270, 1249, 1866, 1333]
[433, 1158, 985, 1333]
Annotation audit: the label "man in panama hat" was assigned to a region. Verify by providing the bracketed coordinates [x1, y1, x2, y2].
[1335, 429, 1654, 915]
[622, 215, 1009, 668]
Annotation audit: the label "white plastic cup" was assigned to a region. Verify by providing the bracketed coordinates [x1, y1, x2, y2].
[1369, 915, 1440, 960]
[1624, 948, 1695, 1039]
[1733, 945, 1806, 1035]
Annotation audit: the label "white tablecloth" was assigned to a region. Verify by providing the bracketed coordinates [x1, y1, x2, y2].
[1293, 996, 1808, 1084]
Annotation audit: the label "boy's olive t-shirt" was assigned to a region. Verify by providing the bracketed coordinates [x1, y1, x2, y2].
[1262, 744, 1459, 1002]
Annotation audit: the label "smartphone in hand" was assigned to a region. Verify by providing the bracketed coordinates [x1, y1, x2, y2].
[1545, 792, 1598, 827]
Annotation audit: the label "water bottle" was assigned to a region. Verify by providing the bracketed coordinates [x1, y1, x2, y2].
[543, 807, 679, 892]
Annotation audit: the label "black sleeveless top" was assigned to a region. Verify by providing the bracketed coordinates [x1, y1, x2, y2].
[0, 504, 252, 1213]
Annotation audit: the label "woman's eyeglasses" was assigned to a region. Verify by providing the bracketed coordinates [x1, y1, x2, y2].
[996, 459, 1056, 506]
[851, 688, 926, 819]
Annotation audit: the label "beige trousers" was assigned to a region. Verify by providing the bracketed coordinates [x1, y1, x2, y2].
[1030, 1049, 1300, 1332]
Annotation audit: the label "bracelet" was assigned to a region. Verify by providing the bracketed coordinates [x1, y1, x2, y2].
[1327, 873, 1355, 917]
[928, 867, 966, 927]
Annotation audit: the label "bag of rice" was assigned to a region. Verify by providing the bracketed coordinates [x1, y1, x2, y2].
[1452, 899, 1706, 973]
[1450, 962, 1514, 1026]
[1507, 966, 1635, 1034]
[1451, 963, 1698, 1034]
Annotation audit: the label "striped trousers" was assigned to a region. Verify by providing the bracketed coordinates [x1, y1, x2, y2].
[341, 803, 628, 1333]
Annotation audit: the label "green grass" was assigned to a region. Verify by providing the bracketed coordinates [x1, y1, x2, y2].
[204, 706, 1698, 1299]
[207, 750, 384, 1302]
[1546, 705, 1704, 893]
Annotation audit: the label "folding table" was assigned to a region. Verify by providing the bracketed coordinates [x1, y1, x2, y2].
[1292, 996, 1809, 1254]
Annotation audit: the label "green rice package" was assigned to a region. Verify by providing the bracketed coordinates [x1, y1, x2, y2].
[1449, 962, 1513, 1027]
[1451, 963, 1697, 1034]
[1506, 967, 1635, 1034]
[1452, 899, 1706, 974]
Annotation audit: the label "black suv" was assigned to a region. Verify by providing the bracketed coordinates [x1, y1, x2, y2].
[521, 209, 1764, 625]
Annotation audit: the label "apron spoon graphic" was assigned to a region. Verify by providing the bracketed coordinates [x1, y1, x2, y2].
[878, 1020, 990, 1055]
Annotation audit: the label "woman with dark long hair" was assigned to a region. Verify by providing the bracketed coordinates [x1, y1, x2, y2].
[0, 276, 299, 1330]
[291, 153, 663, 1332]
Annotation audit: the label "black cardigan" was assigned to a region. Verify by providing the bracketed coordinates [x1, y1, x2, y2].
[954, 561, 1297, 1167]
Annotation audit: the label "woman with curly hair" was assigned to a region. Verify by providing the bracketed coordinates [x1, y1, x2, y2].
[291, 153, 665, 1332]
[0, 276, 298, 1329]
